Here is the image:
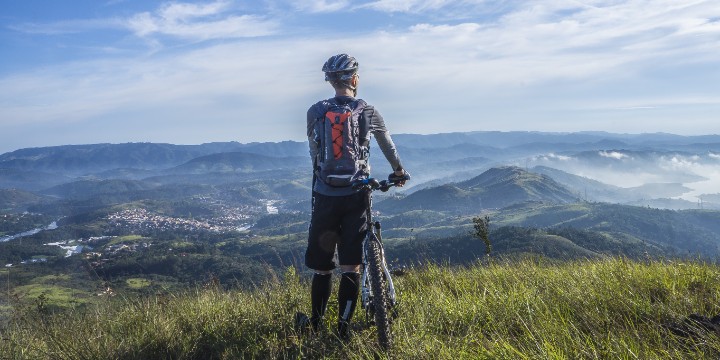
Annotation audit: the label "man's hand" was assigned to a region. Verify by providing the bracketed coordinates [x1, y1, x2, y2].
[389, 169, 410, 187]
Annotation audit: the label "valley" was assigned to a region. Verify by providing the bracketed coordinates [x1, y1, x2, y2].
[1, 131, 720, 320]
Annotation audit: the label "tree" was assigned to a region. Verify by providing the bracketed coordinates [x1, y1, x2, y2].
[472, 215, 492, 259]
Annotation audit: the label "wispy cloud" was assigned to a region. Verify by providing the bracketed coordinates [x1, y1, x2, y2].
[8, 18, 126, 35]
[10, 1, 279, 40]
[126, 1, 278, 39]
[599, 151, 629, 160]
[292, 0, 351, 13]
[361, 0, 457, 12]
[1, 0, 719, 152]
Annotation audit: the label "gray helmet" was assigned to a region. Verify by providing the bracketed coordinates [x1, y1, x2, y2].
[322, 54, 358, 81]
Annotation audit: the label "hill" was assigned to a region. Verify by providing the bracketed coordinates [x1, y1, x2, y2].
[0, 168, 76, 191]
[0, 143, 219, 173]
[42, 179, 159, 200]
[166, 151, 307, 174]
[0, 141, 313, 193]
[0, 141, 307, 177]
[377, 199, 720, 264]
[0, 189, 50, 212]
[2, 259, 719, 359]
[380, 166, 578, 213]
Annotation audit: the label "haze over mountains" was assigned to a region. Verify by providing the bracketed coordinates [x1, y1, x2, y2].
[1, 131, 719, 210]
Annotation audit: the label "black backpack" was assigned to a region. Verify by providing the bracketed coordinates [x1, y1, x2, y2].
[312, 99, 370, 187]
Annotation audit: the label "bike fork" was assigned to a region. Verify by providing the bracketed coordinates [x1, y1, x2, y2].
[360, 223, 398, 311]
[374, 221, 397, 306]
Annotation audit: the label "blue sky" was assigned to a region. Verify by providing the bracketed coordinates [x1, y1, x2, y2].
[1, 0, 719, 153]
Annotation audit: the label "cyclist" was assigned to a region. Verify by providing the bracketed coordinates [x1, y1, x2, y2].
[297, 53, 409, 339]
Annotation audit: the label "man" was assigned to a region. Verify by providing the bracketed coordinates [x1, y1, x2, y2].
[297, 53, 408, 339]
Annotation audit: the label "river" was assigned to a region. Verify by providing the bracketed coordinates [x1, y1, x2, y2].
[0, 221, 58, 243]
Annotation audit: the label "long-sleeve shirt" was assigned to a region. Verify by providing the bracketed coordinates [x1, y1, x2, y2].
[307, 95, 404, 196]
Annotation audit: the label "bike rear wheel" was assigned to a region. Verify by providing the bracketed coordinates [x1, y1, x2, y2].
[367, 237, 392, 350]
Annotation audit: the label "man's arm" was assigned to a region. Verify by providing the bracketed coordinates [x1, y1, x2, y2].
[364, 106, 404, 174]
[307, 106, 320, 167]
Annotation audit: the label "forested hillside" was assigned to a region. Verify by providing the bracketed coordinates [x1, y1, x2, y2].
[1, 132, 719, 330]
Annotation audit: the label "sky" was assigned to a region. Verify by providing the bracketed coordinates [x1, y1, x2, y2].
[1, 0, 719, 154]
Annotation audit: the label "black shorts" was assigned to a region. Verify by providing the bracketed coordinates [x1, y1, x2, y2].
[305, 191, 368, 271]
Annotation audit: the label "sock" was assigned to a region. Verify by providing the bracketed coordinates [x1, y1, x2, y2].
[310, 273, 332, 328]
[337, 272, 360, 324]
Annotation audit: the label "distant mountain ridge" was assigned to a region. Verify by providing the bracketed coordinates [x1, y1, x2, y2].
[3, 132, 719, 174]
[166, 152, 307, 174]
[379, 166, 578, 213]
[0, 141, 308, 174]
[392, 131, 720, 149]
[1, 131, 718, 208]
[0, 142, 308, 191]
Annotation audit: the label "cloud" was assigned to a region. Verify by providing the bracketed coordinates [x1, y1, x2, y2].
[361, 0, 456, 13]
[599, 151, 629, 160]
[2, 0, 720, 153]
[292, 0, 351, 13]
[9, 1, 278, 40]
[372, 1, 720, 87]
[8, 18, 125, 35]
[655, 155, 720, 202]
[535, 153, 572, 161]
[126, 1, 278, 39]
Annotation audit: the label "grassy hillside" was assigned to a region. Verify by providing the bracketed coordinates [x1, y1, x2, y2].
[2, 258, 719, 359]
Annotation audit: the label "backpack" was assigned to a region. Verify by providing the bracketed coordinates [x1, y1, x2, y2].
[312, 99, 370, 187]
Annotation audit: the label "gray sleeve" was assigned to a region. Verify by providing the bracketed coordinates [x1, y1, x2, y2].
[365, 106, 404, 172]
[307, 106, 319, 167]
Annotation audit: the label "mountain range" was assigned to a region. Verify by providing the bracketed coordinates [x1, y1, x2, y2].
[2, 131, 718, 208]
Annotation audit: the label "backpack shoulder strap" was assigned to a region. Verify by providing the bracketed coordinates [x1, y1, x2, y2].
[354, 99, 370, 145]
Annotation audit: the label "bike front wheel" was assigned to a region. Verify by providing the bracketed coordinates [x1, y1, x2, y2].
[367, 237, 392, 350]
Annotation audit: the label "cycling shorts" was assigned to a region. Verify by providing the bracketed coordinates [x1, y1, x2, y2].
[305, 191, 368, 271]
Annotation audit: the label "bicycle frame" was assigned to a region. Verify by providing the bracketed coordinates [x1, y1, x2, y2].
[358, 180, 398, 315]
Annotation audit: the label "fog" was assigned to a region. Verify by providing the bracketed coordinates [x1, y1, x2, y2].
[529, 151, 720, 204]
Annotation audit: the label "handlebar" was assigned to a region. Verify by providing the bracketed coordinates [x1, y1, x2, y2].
[351, 176, 408, 192]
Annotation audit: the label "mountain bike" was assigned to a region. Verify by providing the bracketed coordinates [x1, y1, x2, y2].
[352, 177, 406, 350]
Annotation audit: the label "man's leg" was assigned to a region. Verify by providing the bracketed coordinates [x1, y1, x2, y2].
[310, 270, 332, 330]
[336, 191, 368, 338]
[337, 265, 361, 338]
[302, 192, 341, 332]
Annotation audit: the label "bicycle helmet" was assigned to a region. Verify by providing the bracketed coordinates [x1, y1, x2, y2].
[322, 53, 359, 82]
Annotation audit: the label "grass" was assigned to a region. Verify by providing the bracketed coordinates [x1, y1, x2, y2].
[11, 284, 91, 308]
[106, 234, 145, 246]
[1, 258, 719, 359]
[126, 278, 151, 289]
[33, 274, 72, 284]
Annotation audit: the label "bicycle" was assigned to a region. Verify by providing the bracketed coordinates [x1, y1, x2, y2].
[351, 176, 407, 350]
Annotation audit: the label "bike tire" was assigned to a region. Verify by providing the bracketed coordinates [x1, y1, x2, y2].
[367, 237, 392, 350]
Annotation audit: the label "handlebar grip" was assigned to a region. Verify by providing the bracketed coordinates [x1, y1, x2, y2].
[351, 178, 369, 190]
[379, 180, 391, 192]
[388, 173, 410, 183]
[351, 178, 381, 190]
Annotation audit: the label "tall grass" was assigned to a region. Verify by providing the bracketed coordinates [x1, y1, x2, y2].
[1, 258, 719, 359]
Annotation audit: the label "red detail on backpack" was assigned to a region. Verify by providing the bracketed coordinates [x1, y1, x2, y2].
[326, 111, 351, 159]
